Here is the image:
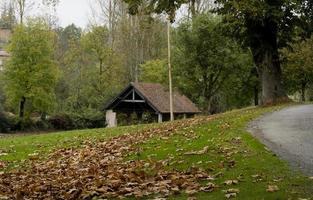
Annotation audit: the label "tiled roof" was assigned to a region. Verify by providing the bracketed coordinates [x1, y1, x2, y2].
[131, 82, 200, 114]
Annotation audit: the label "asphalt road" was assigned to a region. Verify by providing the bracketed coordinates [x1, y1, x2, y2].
[248, 105, 313, 175]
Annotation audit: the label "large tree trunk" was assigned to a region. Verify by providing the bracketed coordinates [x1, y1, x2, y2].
[248, 18, 287, 105]
[257, 50, 286, 104]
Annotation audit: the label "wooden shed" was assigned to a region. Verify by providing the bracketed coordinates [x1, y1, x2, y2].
[104, 82, 200, 127]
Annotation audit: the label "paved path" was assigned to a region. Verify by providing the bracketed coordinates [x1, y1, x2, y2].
[248, 105, 313, 175]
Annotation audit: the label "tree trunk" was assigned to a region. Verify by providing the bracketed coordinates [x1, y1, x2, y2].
[301, 81, 306, 102]
[250, 41, 287, 105]
[19, 96, 26, 119]
[254, 86, 259, 106]
[256, 50, 286, 105]
[247, 16, 287, 105]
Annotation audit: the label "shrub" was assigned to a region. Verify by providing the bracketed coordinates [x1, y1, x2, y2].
[49, 110, 106, 130]
[0, 112, 11, 133]
[48, 114, 75, 130]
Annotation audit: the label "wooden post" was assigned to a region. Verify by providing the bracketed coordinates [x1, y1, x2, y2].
[158, 113, 163, 123]
[167, 20, 174, 122]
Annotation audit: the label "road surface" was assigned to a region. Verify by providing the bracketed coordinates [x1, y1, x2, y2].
[248, 105, 313, 175]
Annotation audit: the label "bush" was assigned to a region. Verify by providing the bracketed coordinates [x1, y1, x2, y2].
[48, 114, 75, 130]
[48, 110, 106, 130]
[0, 112, 11, 133]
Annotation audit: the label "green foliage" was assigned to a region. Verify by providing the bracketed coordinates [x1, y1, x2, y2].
[139, 59, 167, 84]
[82, 26, 112, 73]
[215, 0, 306, 48]
[282, 37, 313, 99]
[4, 20, 58, 117]
[173, 14, 254, 112]
[54, 24, 126, 117]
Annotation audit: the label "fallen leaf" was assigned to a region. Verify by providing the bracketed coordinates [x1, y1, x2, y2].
[224, 180, 238, 185]
[266, 185, 279, 192]
[200, 182, 216, 192]
[225, 193, 237, 199]
[223, 188, 240, 194]
[184, 146, 209, 155]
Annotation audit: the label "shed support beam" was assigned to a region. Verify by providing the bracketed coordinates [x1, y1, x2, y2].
[106, 110, 117, 128]
[158, 113, 163, 123]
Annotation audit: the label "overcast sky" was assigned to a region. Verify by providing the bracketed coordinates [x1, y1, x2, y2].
[56, 0, 91, 28]
[0, 0, 186, 28]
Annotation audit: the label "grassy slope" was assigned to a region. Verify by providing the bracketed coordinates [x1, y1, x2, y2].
[129, 106, 313, 199]
[0, 124, 153, 168]
[0, 105, 312, 199]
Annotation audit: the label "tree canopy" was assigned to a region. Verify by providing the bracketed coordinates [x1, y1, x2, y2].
[4, 20, 58, 119]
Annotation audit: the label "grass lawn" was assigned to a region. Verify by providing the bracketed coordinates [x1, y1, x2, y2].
[0, 124, 154, 169]
[0, 104, 312, 199]
[127, 105, 313, 199]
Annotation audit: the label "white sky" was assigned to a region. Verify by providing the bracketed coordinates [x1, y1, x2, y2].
[56, 0, 186, 28]
[0, 0, 187, 28]
[56, 0, 91, 28]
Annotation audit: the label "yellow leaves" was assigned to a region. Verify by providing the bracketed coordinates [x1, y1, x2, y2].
[266, 185, 279, 192]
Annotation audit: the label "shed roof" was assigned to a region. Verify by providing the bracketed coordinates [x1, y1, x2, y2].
[106, 82, 200, 114]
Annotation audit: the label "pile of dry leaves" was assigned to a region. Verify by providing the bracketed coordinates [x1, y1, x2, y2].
[0, 117, 216, 199]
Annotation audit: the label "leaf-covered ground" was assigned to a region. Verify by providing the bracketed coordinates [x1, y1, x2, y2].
[0, 106, 313, 199]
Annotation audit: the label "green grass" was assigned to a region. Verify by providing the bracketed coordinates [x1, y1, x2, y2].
[0, 124, 153, 169]
[1, 105, 312, 199]
[129, 106, 313, 199]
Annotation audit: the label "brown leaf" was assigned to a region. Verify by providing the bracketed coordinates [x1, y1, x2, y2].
[224, 180, 238, 185]
[266, 185, 279, 192]
[225, 193, 237, 199]
[184, 146, 209, 155]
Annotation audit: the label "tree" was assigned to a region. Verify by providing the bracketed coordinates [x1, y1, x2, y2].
[282, 37, 313, 102]
[82, 26, 111, 76]
[0, 0, 16, 29]
[139, 59, 167, 84]
[11, 0, 59, 24]
[4, 20, 58, 119]
[173, 14, 253, 113]
[54, 24, 126, 115]
[214, 0, 304, 104]
[123, 0, 312, 104]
